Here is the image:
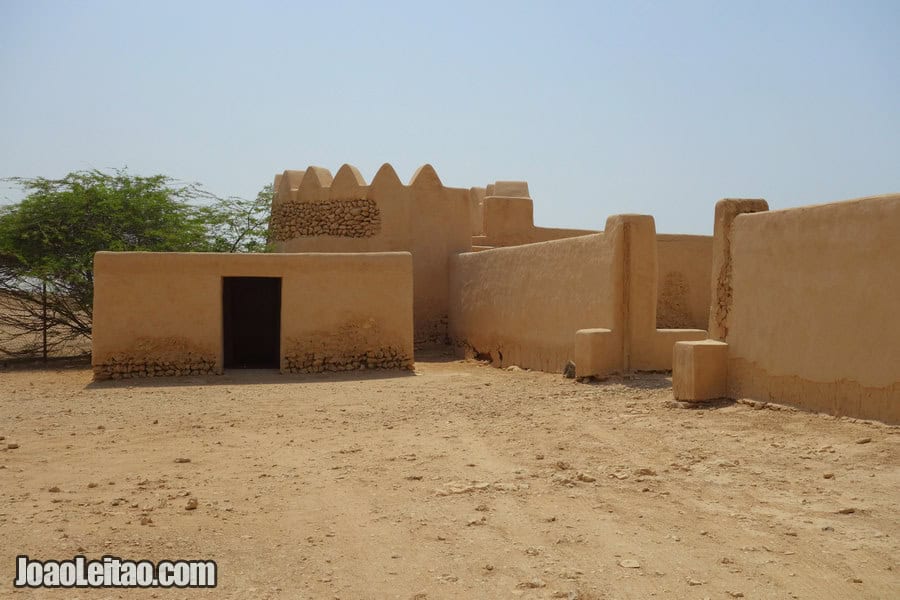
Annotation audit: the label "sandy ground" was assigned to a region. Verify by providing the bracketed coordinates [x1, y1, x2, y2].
[0, 350, 897, 599]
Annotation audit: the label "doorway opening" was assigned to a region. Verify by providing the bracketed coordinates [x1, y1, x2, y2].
[222, 277, 281, 369]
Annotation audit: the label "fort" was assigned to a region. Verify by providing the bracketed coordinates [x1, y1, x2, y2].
[91, 163, 899, 424]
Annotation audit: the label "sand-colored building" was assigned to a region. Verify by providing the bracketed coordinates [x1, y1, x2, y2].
[92, 164, 899, 423]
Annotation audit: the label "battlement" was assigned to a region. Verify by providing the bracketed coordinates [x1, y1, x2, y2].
[270, 163, 456, 242]
[272, 163, 447, 206]
[269, 162, 473, 346]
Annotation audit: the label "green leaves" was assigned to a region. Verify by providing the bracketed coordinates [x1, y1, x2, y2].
[0, 169, 273, 355]
[198, 183, 274, 253]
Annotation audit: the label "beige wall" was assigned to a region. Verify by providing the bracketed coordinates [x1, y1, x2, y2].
[92, 252, 413, 379]
[476, 196, 597, 248]
[724, 195, 900, 422]
[270, 163, 470, 345]
[449, 215, 707, 374]
[656, 234, 713, 329]
[449, 231, 621, 372]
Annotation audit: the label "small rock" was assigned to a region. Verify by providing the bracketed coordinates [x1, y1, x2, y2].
[849, 577, 862, 583]
[576, 472, 596, 483]
[836, 507, 856, 514]
[855, 437, 872, 444]
[634, 468, 657, 476]
[140, 516, 153, 526]
[483, 564, 494, 571]
[823, 473, 834, 479]
[185, 498, 198, 510]
[563, 361, 576, 378]
[174, 458, 191, 464]
[7, 443, 19, 450]
[48, 486, 60, 493]
[87, 482, 98, 488]
[618, 559, 641, 569]
[727, 592, 745, 598]
[555, 461, 571, 471]
[517, 579, 546, 589]
[686, 578, 704, 586]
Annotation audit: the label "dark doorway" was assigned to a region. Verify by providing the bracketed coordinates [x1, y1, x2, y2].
[222, 277, 281, 369]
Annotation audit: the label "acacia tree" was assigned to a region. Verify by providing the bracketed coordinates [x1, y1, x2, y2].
[0, 169, 270, 358]
[200, 183, 273, 253]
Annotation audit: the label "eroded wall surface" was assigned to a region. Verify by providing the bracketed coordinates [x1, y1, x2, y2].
[725, 195, 900, 422]
[448, 232, 622, 372]
[270, 163, 470, 345]
[656, 235, 713, 329]
[92, 252, 413, 379]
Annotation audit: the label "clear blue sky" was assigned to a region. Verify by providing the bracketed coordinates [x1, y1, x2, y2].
[1, 0, 898, 234]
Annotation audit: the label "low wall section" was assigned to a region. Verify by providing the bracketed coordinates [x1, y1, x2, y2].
[92, 252, 414, 379]
[450, 215, 706, 374]
[674, 195, 900, 423]
[475, 195, 597, 248]
[449, 230, 622, 372]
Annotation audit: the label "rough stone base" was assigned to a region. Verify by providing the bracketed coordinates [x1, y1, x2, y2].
[93, 356, 220, 380]
[284, 346, 413, 374]
[415, 316, 449, 347]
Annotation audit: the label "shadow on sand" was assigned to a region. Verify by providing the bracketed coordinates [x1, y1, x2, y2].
[84, 366, 419, 390]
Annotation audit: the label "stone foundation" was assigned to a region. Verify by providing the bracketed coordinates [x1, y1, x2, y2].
[92, 337, 220, 381]
[284, 346, 413, 374]
[415, 316, 449, 347]
[270, 199, 381, 240]
[93, 355, 220, 380]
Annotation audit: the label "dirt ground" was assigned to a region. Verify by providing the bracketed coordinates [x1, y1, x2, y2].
[0, 350, 897, 599]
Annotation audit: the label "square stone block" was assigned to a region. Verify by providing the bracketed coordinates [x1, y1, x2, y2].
[673, 340, 729, 401]
[574, 328, 621, 378]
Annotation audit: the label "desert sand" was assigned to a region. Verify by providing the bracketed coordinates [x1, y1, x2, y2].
[0, 351, 897, 599]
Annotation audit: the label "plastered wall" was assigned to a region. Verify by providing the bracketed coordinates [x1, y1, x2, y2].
[449, 231, 622, 372]
[474, 184, 597, 248]
[92, 252, 413, 379]
[724, 195, 900, 422]
[656, 235, 713, 329]
[449, 215, 707, 374]
[270, 163, 470, 345]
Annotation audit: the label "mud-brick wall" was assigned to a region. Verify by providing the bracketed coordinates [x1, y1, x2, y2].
[448, 231, 623, 372]
[725, 195, 900, 422]
[656, 235, 713, 329]
[92, 252, 414, 380]
[273, 163, 472, 347]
